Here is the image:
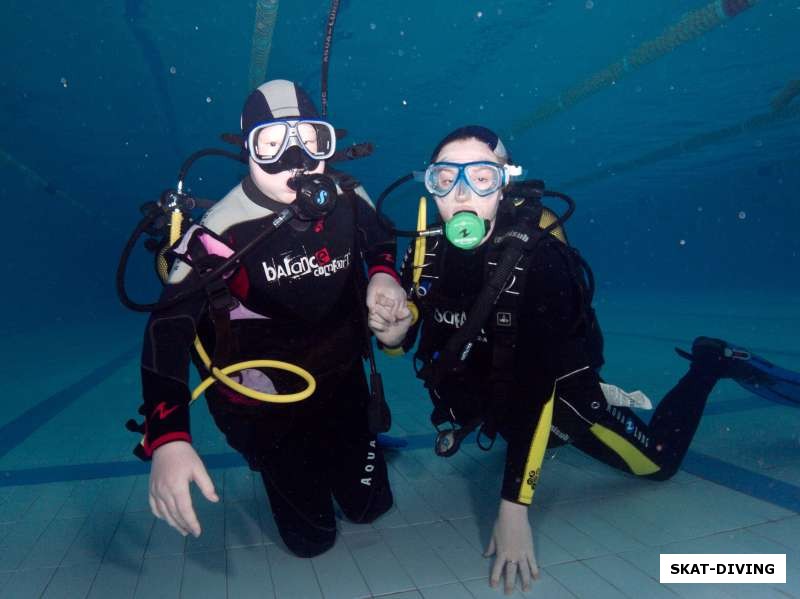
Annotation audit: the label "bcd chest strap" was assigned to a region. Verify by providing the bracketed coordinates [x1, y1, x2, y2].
[421, 203, 548, 387]
[415, 200, 594, 454]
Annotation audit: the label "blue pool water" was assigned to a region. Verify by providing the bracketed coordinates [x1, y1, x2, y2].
[0, 1, 798, 597]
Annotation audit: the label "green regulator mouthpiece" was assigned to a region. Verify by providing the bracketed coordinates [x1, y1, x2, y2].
[445, 211, 487, 250]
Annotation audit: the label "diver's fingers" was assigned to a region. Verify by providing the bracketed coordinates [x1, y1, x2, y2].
[376, 293, 397, 306]
[156, 497, 185, 535]
[149, 494, 162, 521]
[193, 465, 219, 503]
[366, 288, 390, 310]
[368, 313, 390, 332]
[371, 303, 395, 323]
[489, 554, 504, 588]
[519, 557, 532, 592]
[484, 537, 496, 557]
[504, 560, 519, 595]
[175, 488, 202, 537]
[163, 495, 191, 536]
[529, 554, 540, 580]
[394, 301, 411, 321]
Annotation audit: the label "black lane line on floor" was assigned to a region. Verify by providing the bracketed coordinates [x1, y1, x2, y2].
[2, 436, 799, 515]
[0, 345, 140, 460]
[682, 450, 800, 514]
[603, 331, 800, 359]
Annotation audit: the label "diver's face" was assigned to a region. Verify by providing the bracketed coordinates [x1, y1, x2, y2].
[249, 157, 325, 204]
[433, 138, 503, 239]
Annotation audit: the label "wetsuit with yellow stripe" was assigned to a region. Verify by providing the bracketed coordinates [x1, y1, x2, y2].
[396, 219, 719, 505]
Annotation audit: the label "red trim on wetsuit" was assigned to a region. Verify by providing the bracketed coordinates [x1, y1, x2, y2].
[368, 265, 401, 283]
[143, 432, 192, 457]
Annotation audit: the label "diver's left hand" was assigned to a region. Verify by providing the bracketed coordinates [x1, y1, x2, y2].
[368, 303, 412, 347]
[366, 272, 407, 323]
[485, 499, 540, 595]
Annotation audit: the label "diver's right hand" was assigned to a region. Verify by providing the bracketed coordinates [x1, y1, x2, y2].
[149, 441, 219, 537]
[368, 299, 413, 347]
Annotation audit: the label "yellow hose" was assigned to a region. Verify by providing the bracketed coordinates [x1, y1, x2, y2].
[412, 196, 427, 289]
[166, 209, 315, 404]
[191, 338, 315, 404]
[383, 197, 425, 358]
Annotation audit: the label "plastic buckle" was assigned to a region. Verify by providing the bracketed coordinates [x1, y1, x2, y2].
[205, 277, 235, 312]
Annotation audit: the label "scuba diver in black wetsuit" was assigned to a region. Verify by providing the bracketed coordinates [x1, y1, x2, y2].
[127, 80, 408, 558]
[368, 125, 800, 594]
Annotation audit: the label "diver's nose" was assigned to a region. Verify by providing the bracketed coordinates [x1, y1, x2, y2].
[454, 180, 470, 202]
[281, 145, 306, 169]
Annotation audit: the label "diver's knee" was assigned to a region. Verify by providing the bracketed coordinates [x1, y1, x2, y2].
[344, 489, 394, 524]
[281, 528, 336, 558]
[646, 466, 678, 482]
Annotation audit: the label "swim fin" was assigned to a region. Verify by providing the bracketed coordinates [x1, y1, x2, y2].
[732, 352, 800, 408]
[676, 337, 800, 407]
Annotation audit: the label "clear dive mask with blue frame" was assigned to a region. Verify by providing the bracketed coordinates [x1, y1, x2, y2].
[374, 167, 576, 251]
[424, 161, 523, 198]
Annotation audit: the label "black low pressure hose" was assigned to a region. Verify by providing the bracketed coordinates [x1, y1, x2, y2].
[116, 207, 293, 313]
[374, 173, 443, 238]
[116, 207, 165, 312]
[542, 190, 575, 234]
[117, 146, 248, 313]
[177, 148, 246, 188]
[320, 0, 341, 118]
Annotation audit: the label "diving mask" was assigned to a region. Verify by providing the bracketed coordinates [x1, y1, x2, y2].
[424, 161, 522, 198]
[247, 119, 336, 165]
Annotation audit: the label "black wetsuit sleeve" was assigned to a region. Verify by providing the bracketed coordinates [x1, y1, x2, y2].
[352, 187, 399, 282]
[137, 258, 208, 459]
[500, 240, 602, 504]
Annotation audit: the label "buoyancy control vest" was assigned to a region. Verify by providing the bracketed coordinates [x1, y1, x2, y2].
[408, 198, 604, 449]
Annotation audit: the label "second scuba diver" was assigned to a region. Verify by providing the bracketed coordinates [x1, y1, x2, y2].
[130, 79, 408, 557]
[368, 125, 785, 594]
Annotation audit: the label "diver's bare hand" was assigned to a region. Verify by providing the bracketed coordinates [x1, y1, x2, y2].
[366, 272, 407, 323]
[485, 499, 540, 594]
[368, 300, 412, 347]
[149, 441, 219, 537]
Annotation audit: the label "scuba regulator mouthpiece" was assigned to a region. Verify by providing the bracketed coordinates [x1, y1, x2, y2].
[257, 144, 321, 175]
[444, 211, 490, 250]
[288, 173, 337, 220]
